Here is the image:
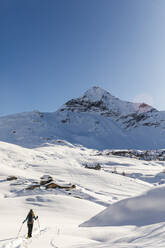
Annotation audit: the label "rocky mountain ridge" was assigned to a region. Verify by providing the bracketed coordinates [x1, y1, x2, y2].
[60, 86, 155, 116]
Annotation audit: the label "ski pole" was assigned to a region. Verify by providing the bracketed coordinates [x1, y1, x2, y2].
[37, 218, 41, 235]
[16, 223, 23, 238]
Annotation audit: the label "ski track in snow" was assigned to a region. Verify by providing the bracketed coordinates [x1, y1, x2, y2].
[0, 228, 48, 248]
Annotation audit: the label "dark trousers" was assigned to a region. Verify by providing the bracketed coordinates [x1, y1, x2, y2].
[27, 223, 33, 237]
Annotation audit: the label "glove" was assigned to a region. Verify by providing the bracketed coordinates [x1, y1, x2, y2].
[35, 216, 38, 220]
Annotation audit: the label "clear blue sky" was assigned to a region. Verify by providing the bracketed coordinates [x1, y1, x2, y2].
[0, 0, 165, 115]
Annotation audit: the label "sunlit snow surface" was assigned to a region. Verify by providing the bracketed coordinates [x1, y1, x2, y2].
[0, 140, 165, 247]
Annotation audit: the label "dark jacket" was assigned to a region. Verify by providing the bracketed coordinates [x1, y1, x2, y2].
[23, 210, 38, 224]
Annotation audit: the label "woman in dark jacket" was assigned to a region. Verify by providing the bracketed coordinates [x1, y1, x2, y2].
[23, 209, 38, 238]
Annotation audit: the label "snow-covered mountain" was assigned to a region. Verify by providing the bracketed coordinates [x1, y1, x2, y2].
[0, 86, 165, 149]
[60, 86, 155, 115]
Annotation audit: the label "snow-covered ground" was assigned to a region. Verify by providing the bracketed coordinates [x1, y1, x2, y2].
[0, 140, 165, 247]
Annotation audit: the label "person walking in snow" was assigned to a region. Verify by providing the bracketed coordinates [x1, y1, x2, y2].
[23, 209, 38, 238]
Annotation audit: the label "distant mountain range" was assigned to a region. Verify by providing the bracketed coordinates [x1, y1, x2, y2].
[0, 86, 165, 149]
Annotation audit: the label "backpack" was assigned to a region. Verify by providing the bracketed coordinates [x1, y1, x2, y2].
[27, 211, 34, 224]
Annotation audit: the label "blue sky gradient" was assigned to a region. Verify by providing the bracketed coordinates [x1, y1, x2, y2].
[0, 0, 165, 115]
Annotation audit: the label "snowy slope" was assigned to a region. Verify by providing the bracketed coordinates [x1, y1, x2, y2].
[0, 86, 165, 149]
[81, 185, 165, 227]
[0, 141, 165, 247]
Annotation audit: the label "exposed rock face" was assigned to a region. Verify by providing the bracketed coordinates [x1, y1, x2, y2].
[98, 149, 165, 161]
[7, 176, 17, 181]
[61, 99, 109, 113]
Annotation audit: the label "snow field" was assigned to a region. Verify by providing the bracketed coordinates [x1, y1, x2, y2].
[0, 141, 165, 247]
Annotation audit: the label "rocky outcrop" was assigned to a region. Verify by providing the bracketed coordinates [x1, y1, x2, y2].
[85, 163, 101, 170]
[7, 176, 18, 181]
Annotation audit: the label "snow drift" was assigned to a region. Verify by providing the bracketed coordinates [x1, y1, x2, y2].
[81, 186, 165, 227]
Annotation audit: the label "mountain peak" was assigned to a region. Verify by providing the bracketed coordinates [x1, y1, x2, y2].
[59, 86, 156, 116]
[82, 86, 113, 102]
